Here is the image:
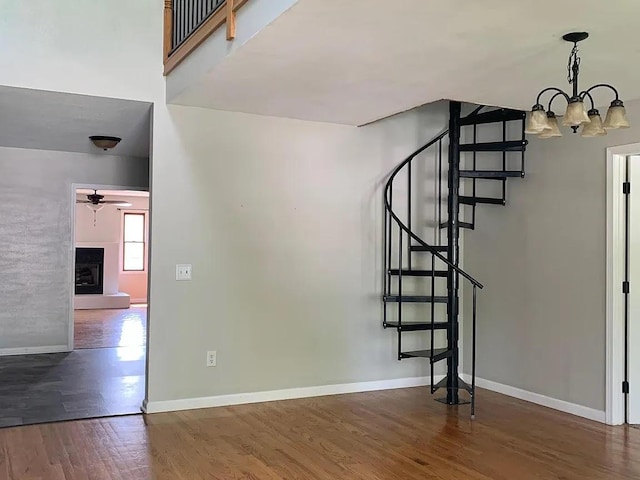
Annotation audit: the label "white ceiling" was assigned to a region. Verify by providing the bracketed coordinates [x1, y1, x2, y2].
[0, 86, 152, 157]
[172, 0, 640, 126]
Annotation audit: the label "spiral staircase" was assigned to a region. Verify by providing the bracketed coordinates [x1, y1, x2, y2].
[382, 101, 528, 418]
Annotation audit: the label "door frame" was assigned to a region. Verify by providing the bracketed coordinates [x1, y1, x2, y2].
[606, 142, 640, 425]
[68, 183, 149, 351]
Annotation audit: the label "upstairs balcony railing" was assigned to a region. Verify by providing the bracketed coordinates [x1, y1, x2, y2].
[163, 0, 248, 74]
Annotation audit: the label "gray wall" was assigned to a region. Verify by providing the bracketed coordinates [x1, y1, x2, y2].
[0, 146, 148, 353]
[147, 101, 450, 403]
[463, 99, 640, 411]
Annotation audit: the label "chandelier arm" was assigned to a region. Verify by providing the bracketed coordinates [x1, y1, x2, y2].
[535, 87, 570, 106]
[580, 83, 620, 102]
[547, 92, 566, 112]
[581, 91, 596, 110]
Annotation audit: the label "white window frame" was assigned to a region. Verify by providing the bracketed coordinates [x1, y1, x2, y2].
[122, 211, 148, 273]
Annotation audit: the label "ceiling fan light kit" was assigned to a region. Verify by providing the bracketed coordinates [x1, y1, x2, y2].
[76, 190, 132, 226]
[89, 135, 122, 151]
[526, 32, 629, 138]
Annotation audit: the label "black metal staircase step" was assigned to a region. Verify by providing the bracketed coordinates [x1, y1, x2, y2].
[409, 245, 448, 253]
[383, 295, 448, 303]
[460, 108, 526, 126]
[459, 170, 524, 180]
[388, 269, 448, 277]
[460, 196, 505, 206]
[400, 348, 453, 362]
[385, 321, 449, 331]
[433, 375, 473, 393]
[439, 221, 474, 230]
[459, 140, 528, 152]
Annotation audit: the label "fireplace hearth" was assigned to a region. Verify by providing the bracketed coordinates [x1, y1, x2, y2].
[75, 247, 104, 295]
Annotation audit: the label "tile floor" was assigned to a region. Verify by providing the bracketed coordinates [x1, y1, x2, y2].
[0, 307, 147, 428]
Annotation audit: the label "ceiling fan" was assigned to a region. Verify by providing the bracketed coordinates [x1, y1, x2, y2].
[76, 190, 132, 208]
[77, 190, 133, 226]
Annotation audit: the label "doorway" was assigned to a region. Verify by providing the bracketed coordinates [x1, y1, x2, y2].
[0, 86, 152, 428]
[71, 186, 150, 418]
[606, 144, 640, 425]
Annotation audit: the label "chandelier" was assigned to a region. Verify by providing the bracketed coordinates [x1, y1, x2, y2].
[526, 32, 629, 138]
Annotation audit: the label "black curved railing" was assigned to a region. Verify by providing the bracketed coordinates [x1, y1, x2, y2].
[383, 108, 483, 417]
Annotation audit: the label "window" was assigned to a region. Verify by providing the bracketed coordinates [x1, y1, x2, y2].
[123, 213, 145, 271]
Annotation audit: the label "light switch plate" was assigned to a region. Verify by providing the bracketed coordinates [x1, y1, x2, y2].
[176, 264, 192, 281]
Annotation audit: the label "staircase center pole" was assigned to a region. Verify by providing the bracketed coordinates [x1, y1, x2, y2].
[446, 100, 462, 404]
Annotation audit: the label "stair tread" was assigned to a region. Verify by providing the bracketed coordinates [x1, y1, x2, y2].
[460, 170, 524, 179]
[385, 321, 449, 331]
[459, 140, 528, 152]
[460, 196, 505, 206]
[460, 108, 526, 126]
[440, 221, 474, 230]
[400, 348, 451, 359]
[410, 245, 448, 253]
[383, 295, 448, 303]
[388, 269, 448, 277]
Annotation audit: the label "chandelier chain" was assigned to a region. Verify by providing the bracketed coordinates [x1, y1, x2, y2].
[567, 43, 580, 86]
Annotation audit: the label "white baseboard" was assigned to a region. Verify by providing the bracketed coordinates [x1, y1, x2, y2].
[144, 374, 605, 423]
[144, 375, 444, 414]
[130, 298, 148, 305]
[462, 374, 606, 423]
[0, 345, 70, 356]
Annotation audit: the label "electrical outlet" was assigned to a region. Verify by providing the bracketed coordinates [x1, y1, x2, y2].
[206, 350, 216, 367]
[176, 264, 192, 281]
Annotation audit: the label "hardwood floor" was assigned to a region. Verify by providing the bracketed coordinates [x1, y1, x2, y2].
[0, 387, 638, 479]
[74, 306, 147, 349]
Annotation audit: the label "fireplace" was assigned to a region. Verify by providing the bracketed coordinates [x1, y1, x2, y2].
[75, 247, 104, 295]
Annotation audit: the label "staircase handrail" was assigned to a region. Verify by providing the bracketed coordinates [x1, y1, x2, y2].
[383, 124, 484, 289]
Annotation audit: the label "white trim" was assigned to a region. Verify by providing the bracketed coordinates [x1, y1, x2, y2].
[143, 375, 442, 414]
[462, 375, 605, 423]
[0, 345, 69, 356]
[130, 298, 148, 304]
[605, 143, 640, 425]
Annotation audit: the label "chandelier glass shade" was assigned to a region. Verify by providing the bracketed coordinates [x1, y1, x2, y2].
[538, 112, 562, 138]
[526, 32, 629, 138]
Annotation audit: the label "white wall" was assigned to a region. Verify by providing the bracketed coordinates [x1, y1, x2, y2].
[0, 147, 148, 354]
[148, 102, 449, 402]
[0, 0, 452, 403]
[75, 194, 150, 302]
[0, 0, 163, 103]
[463, 99, 640, 412]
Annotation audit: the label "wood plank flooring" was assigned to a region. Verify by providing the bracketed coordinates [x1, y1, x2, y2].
[0, 387, 638, 479]
[0, 347, 145, 428]
[0, 306, 147, 427]
[74, 306, 147, 349]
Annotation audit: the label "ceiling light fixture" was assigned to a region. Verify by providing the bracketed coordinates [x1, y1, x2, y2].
[89, 135, 122, 150]
[526, 32, 629, 139]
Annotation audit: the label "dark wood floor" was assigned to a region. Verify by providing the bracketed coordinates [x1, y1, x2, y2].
[0, 307, 147, 428]
[0, 347, 145, 428]
[74, 306, 147, 349]
[0, 387, 638, 479]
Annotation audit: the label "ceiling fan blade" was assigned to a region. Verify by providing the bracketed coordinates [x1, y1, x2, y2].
[101, 200, 133, 207]
[76, 200, 92, 204]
